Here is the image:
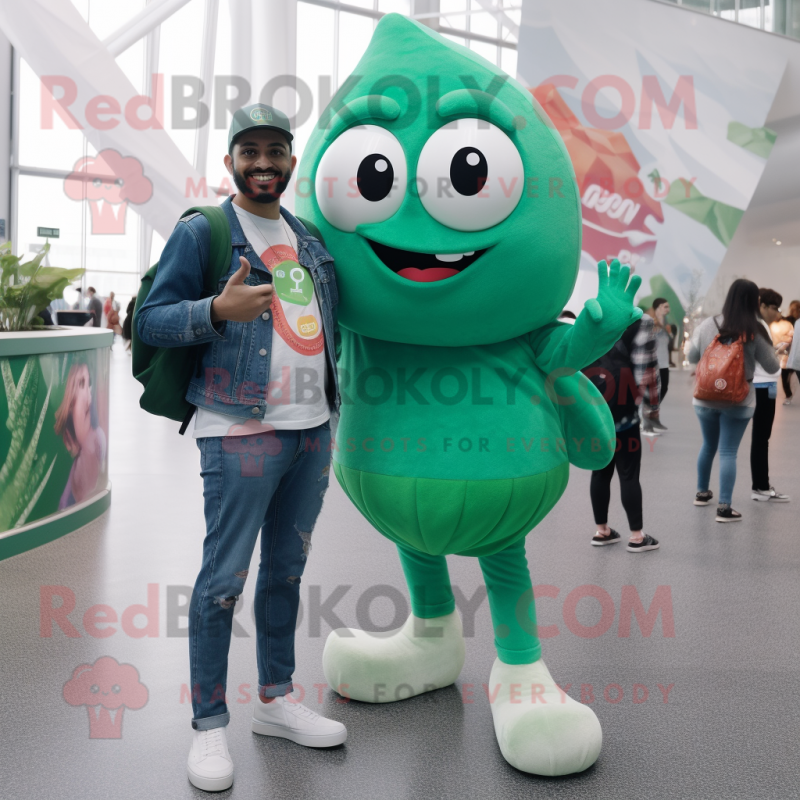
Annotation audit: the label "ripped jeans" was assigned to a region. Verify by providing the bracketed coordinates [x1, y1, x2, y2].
[189, 421, 332, 730]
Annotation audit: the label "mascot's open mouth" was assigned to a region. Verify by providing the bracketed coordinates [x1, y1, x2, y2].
[367, 239, 487, 282]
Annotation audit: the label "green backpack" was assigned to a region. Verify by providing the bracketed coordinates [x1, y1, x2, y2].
[132, 205, 232, 432]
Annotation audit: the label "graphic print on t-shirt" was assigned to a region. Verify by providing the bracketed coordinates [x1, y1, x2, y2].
[257, 242, 324, 356]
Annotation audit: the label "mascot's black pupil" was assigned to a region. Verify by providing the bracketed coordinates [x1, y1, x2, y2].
[450, 147, 488, 197]
[358, 154, 394, 202]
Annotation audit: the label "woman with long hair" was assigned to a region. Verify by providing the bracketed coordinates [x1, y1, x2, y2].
[687, 279, 780, 522]
[54, 363, 107, 510]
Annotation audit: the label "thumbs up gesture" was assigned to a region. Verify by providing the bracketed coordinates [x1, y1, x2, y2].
[211, 256, 274, 323]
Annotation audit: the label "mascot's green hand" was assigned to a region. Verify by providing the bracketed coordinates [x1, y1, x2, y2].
[583, 259, 643, 330]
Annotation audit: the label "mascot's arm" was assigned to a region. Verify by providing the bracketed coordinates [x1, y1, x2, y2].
[523, 259, 642, 375]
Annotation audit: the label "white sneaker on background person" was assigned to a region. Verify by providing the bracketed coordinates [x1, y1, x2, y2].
[752, 486, 790, 502]
[252, 695, 347, 747]
[187, 727, 234, 792]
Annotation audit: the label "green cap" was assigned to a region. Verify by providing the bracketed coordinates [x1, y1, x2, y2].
[228, 103, 293, 153]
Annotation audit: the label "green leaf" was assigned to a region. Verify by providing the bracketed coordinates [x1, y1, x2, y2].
[0, 242, 84, 331]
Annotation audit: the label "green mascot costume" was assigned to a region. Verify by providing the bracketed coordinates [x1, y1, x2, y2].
[296, 14, 642, 776]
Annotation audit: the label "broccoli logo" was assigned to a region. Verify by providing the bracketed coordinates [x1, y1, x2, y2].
[223, 420, 282, 477]
[64, 149, 153, 235]
[63, 656, 148, 739]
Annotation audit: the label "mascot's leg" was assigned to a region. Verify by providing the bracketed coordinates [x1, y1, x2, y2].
[479, 538, 602, 776]
[322, 543, 465, 703]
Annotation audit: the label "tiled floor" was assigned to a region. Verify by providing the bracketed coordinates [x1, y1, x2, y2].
[2, 345, 798, 799]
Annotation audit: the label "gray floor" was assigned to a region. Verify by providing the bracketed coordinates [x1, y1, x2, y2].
[2, 344, 799, 800]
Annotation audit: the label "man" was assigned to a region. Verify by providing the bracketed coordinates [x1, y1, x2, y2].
[137, 103, 345, 793]
[85, 287, 103, 327]
[585, 313, 661, 551]
[751, 289, 790, 502]
[642, 297, 671, 434]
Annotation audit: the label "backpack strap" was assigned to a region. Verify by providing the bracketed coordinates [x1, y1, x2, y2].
[296, 216, 326, 246]
[177, 205, 232, 435]
[181, 205, 233, 292]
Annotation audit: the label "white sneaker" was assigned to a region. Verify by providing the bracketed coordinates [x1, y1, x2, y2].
[187, 727, 233, 792]
[752, 487, 790, 502]
[252, 695, 347, 747]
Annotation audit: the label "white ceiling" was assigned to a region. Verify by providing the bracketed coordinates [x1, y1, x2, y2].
[710, 30, 800, 311]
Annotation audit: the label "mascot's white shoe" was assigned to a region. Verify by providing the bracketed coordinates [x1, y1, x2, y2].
[488, 658, 602, 776]
[323, 610, 465, 703]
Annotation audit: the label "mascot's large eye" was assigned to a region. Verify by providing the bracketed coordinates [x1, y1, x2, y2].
[315, 125, 407, 232]
[416, 118, 524, 231]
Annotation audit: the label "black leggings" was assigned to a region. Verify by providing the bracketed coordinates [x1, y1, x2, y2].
[751, 387, 776, 491]
[659, 367, 670, 403]
[590, 426, 643, 532]
[782, 369, 794, 399]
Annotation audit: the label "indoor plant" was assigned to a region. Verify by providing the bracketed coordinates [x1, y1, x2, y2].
[0, 242, 84, 331]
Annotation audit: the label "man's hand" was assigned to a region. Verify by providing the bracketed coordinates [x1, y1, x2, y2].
[583, 259, 642, 333]
[210, 257, 274, 323]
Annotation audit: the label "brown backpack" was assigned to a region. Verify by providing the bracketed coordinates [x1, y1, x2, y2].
[694, 323, 749, 404]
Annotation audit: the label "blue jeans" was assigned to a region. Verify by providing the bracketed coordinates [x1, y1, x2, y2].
[694, 405, 754, 505]
[189, 421, 332, 731]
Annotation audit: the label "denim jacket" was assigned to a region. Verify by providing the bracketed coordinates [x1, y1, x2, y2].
[137, 196, 340, 420]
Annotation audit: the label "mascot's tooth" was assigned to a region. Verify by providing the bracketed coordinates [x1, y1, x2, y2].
[435, 253, 464, 262]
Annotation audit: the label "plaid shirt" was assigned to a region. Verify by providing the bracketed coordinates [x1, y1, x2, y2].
[610, 315, 661, 432]
[632, 315, 661, 412]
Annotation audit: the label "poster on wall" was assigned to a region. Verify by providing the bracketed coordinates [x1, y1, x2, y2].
[516, 0, 787, 321]
[0, 348, 110, 533]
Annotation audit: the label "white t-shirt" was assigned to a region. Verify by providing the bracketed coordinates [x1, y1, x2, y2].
[193, 205, 329, 437]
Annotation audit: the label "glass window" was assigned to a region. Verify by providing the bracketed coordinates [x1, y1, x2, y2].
[338, 12, 374, 88]
[204, 0, 234, 188]
[501, 47, 518, 80]
[469, 38, 499, 64]
[17, 58, 87, 172]
[158, 0, 205, 166]
[768, 0, 800, 36]
[469, 1, 501, 37]
[711, 0, 737, 20]
[379, 0, 411, 12]
[16, 175, 84, 270]
[440, 33, 468, 47]
[89, 0, 147, 93]
[440, 0, 468, 31]
[738, 0, 764, 28]
[681, 0, 713, 11]
[295, 3, 335, 164]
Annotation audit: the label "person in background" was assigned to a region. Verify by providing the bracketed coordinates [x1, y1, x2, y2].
[72, 287, 83, 310]
[85, 287, 103, 328]
[750, 289, 790, 503]
[122, 297, 135, 353]
[584, 313, 661, 552]
[687, 279, 780, 522]
[773, 300, 799, 404]
[105, 291, 122, 337]
[643, 297, 671, 435]
[785, 303, 800, 406]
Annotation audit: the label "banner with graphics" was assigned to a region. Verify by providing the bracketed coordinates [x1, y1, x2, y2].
[0, 348, 110, 533]
[517, 0, 787, 318]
